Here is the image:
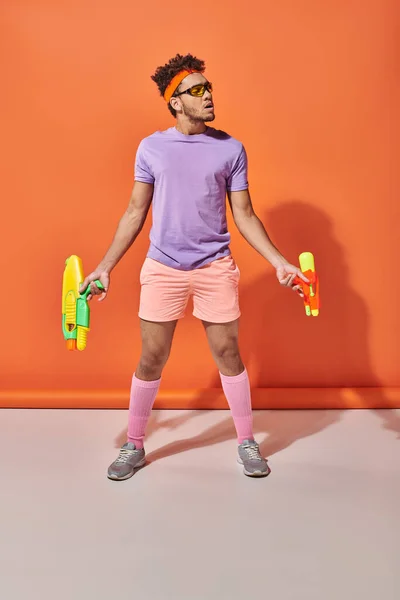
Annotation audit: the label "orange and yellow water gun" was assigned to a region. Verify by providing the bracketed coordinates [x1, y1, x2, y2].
[62, 255, 104, 350]
[294, 252, 319, 316]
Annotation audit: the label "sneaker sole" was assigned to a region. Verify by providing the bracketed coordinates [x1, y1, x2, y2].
[107, 457, 146, 481]
[237, 458, 271, 478]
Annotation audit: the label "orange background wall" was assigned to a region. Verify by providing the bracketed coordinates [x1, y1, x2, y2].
[1, 1, 399, 406]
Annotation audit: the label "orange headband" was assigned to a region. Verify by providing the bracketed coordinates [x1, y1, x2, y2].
[163, 69, 200, 103]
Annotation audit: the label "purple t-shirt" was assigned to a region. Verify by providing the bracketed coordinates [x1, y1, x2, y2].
[134, 126, 248, 270]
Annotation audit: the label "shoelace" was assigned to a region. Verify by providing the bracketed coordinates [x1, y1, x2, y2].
[115, 448, 137, 464]
[243, 445, 262, 460]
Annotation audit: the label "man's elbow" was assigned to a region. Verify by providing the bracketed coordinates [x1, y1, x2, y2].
[233, 207, 257, 230]
[121, 206, 147, 233]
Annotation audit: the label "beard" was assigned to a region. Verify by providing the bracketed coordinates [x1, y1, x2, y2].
[203, 112, 216, 122]
[182, 104, 216, 123]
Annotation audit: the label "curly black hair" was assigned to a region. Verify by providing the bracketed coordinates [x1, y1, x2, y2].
[151, 53, 206, 117]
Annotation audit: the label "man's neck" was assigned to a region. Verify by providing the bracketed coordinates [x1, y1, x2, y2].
[175, 118, 207, 136]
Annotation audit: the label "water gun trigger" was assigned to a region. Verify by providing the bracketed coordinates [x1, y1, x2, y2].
[294, 271, 317, 295]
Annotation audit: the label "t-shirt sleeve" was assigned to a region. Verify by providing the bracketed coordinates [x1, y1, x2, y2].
[134, 141, 155, 184]
[226, 145, 249, 192]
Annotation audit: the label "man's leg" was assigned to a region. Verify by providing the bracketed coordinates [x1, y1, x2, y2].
[128, 319, 177, 446]
[203, 319, 270, 477]
[107, 319, 177, 480]
[107, 257, 189, 481]
[203, 319, 253, 441]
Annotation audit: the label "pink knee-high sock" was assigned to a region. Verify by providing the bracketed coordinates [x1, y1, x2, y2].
[220, 368, 254, 444]
[127, 374, 161, 449]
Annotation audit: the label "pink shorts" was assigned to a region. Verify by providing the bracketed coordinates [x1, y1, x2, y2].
[139, 255, 241, 323]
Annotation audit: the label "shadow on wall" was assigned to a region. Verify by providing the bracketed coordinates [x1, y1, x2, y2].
[240, 199, 372, 387]
[114, 201, 400, 462]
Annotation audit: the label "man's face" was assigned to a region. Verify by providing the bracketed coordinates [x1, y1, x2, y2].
[173, 74, 215, 122]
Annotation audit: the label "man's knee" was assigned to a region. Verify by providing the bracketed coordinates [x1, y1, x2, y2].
[212, 338, 243, 373]
[212, 337, 240, 361]
[139, 347, 170, 377]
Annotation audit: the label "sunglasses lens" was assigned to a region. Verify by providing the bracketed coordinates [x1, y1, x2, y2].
[190, 85, 205, 96]
[188, 83, 213, 97]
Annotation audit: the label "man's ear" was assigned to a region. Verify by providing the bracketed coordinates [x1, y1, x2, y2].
[170, 97, 182, 114]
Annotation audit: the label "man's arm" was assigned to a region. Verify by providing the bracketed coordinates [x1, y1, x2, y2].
[97, 181, 153, 273]
[227, 189, 289, 268]
[80, 181, 153, 299]
[227, 188, 308, 291]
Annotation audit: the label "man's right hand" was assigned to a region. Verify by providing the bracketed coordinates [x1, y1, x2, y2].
[79, 270, 110, 302]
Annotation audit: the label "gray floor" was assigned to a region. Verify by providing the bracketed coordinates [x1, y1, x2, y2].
[1, 408, 400, 599]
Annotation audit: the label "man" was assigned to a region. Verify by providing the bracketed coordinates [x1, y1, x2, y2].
[80, 53, 308, 480]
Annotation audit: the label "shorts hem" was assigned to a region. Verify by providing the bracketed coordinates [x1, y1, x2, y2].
[192, 311, 241, 323]
[138, 312, 186, 322]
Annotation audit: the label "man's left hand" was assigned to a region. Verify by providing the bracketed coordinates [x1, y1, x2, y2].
[276, 263, 309, 297]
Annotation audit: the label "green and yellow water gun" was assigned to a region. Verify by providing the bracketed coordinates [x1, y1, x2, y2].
[62, 255, 104, 351]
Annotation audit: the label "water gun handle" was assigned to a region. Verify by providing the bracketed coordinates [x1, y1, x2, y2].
[80, 280, 105, 300]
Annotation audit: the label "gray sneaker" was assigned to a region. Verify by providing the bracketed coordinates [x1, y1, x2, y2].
[107, 442, 146, 481]
[238, 440, 270, 477]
